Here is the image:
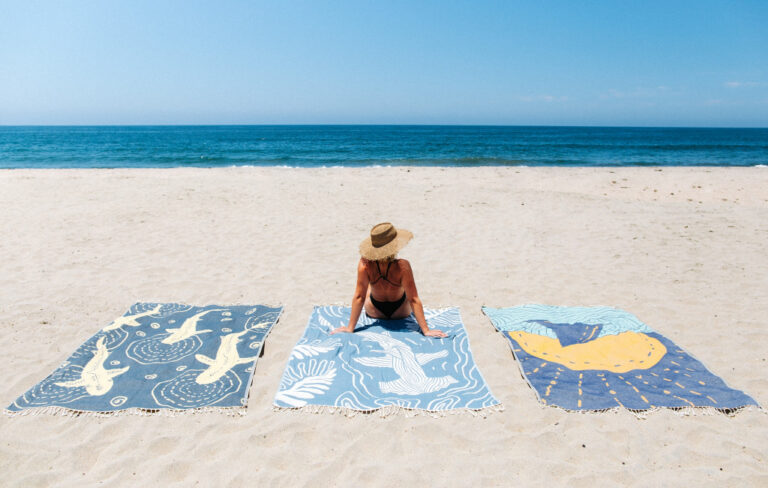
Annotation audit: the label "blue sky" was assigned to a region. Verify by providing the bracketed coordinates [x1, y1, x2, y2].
[1, 0, 767, 126]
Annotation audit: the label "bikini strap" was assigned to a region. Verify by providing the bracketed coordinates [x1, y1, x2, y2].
[374, 260, 397, 285]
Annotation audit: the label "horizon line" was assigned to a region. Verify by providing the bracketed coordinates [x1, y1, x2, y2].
[2, 123, 768, 130]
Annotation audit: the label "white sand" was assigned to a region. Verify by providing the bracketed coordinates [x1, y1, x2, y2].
[1, 167, 766, 487]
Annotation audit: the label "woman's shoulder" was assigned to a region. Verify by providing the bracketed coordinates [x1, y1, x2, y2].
[395, 258, 412, 271]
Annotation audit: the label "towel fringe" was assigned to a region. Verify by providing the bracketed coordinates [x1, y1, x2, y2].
[531, 400, 764, 419]
[272, 403, 504, 419]
[3, 405, 248, 418]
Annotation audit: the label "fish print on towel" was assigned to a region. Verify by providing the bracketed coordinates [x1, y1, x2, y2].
[102, 303, 167, 332]
[163, 309, 224, 344]
[6, 303, 282, 415]
[274, 306, 499, 414]
[195, 329, 259, 385]
[54, 337, 129, 396]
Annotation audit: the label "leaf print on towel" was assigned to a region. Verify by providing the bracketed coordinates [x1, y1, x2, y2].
[274, 359, 337, 407]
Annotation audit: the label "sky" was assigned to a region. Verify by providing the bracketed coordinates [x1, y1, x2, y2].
[1, 0, 767, 126]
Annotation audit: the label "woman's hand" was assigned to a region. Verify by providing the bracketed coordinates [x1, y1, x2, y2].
[331, 326, 354, 334]
[423, 329, 447, 338]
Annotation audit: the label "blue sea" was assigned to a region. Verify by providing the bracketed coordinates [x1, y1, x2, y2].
[1, 126, 767, 168]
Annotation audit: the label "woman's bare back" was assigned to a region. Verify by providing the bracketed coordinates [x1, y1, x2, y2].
[366, 259, 405, 300]
[363, 259, 413, 319]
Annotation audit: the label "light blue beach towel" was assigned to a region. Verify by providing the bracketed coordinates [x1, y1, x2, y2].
[6, 303, 282, 416]
[274, 306, 500, 415]
[483, 304, 759, 415]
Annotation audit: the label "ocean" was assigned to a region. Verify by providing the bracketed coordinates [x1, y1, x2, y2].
[1, 125, 767, 168]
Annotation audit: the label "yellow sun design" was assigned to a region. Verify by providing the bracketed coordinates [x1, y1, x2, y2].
[509, 330, 666, 373]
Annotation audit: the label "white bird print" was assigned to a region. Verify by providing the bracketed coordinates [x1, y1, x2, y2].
[194, 329, 257, 384]
[55, 337, 130, 396]
[162, 309, 223, 344]
[102, 304, 163, 332]
[353, 331, 457, 395]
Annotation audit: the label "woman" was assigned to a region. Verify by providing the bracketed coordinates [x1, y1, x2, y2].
[332, 222, 447, 338]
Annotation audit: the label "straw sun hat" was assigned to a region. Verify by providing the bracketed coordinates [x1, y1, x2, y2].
[359, 222, 413, 261]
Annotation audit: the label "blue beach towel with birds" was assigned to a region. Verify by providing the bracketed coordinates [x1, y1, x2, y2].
[482, 304, 758, 414]
[6, 303, 282, 416]
[274, 306, 500, 415]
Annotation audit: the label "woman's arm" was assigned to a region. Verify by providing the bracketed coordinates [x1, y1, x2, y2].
[400, 260, 447, 338]
[331, 259, 369, 334]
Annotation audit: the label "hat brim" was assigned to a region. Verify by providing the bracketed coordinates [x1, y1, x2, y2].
[359, 228, 413, 260]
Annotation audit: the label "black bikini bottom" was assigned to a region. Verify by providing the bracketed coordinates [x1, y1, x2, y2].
[370, 293, 407, 319]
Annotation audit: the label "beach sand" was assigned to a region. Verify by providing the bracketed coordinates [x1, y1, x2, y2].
[1, 167, 767, 487]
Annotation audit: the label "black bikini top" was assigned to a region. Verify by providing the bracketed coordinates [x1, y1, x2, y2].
[369, 260, 400, 286]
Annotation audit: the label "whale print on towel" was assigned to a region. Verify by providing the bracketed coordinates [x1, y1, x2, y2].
[273, 306, 499, 414]
[483, 305, 759, 414]
[6, 303, 282, 415]
[354, 331, 457, 395]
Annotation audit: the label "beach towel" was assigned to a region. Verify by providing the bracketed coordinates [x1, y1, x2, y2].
[482, 304, 759, 415]
[274, 306, 500, 416]
[6, 303, 282, 416]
